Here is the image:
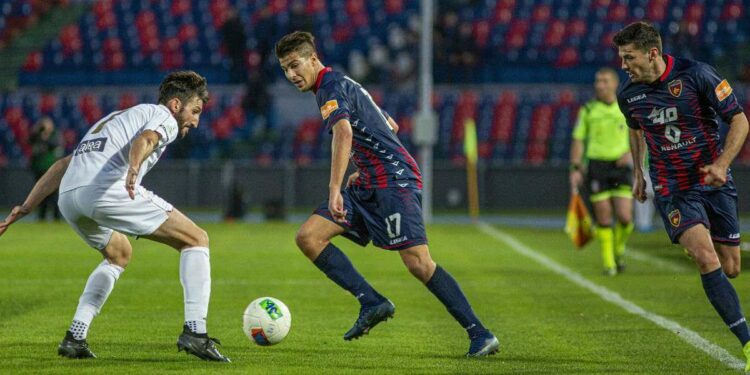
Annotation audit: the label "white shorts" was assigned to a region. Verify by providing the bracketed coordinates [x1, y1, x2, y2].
[58, 185, 173, 250]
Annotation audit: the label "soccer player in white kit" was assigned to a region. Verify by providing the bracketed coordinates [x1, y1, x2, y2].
[0, 71, 229, 362]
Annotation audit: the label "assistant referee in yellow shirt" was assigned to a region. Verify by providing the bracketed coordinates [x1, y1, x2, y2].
[569, 67, 634, 276]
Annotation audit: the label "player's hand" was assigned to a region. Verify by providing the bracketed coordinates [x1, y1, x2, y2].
[125, 166, 139, 200]
[569, 171, 583, 194]
[346, 171, 360, 187]
[0, 204, 31, 237]
[616, 153, 633, 168]
[632, 175, 647, 203]
[700, 164, 727, 188]
[328, 190, 348, 224]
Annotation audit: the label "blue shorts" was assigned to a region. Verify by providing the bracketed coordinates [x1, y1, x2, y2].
[314, 186, 428, 250]
[654, 182, 740, 245]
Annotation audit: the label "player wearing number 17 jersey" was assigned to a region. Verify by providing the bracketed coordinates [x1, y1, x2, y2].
[276, 31, 498, 356]
[614, 22, 750, 370]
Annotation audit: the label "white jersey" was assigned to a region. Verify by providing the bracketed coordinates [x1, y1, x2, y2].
[60, 103, 179, 193]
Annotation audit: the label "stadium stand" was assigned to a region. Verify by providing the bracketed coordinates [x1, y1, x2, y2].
[2, 0, 749, 166]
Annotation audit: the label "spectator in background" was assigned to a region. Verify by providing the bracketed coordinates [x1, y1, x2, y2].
[29, 116, 62, 221]
[29, 117, 62, 221]
[220, 8, 248, 83]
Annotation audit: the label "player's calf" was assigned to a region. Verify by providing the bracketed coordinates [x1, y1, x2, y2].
[400, 245, 437, 283]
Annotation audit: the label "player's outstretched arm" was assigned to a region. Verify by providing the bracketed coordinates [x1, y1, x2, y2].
[702, 112, 749, 187]
[329, 119, 353, 223]
[0, 154, 72, 236]
[125, 130, 161, 199]
[629, 128, 647, 202]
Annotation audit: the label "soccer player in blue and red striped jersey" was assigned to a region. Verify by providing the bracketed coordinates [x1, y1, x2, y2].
[275, 31, 498, 357]
[615, 22, 750, 369]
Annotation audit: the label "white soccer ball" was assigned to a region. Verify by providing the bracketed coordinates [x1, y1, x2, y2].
[242, 297, 291, 346]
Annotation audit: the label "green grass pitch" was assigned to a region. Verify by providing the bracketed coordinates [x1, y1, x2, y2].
[0, 221, 747, 374]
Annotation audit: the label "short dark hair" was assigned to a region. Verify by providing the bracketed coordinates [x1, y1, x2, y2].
[158, 70, 209, 105]
[275, 31, 316, 59]
[613, 22, 662, 54]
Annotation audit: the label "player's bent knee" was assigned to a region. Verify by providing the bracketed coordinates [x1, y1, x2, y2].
[182, 227, 209, 249]
[195, 228, 209, 247]
[295, 226, 323, 253]
[103, 234, 132, 268]
[691, 249, 721, 273]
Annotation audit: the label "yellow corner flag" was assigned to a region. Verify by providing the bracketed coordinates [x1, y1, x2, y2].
[565, 193, 594, 249]
[464, 119, 479, 221]
[463, 119, 478, 164]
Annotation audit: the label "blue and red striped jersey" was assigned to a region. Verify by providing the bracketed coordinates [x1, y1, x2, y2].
[314, 67, 422, 189]
[617, 55, 744, 197]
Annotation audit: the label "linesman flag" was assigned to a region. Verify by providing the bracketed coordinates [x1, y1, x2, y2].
[565, 193, 594, 248]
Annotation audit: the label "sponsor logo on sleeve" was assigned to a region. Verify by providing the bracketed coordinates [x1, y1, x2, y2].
[715, 79, 733, 102]
[668, 79, 682, 97]
[320, 100, 339, 120]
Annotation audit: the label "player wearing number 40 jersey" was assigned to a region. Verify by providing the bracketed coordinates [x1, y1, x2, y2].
[276, 31, 498, 357]
[0, 71, 229, 362]
[614, 22, 750, 370]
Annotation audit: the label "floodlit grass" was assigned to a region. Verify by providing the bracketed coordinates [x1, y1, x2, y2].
[0, 221, 745, 373]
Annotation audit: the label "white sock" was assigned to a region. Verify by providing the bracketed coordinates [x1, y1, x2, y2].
[180, 247, 211, 334]
[70, 260, 124, 340]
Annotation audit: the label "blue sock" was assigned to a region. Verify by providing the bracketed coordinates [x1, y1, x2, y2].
[426, 265, 487, 339]
[313, 243, 385, 307]
[701, 268, 750, 346]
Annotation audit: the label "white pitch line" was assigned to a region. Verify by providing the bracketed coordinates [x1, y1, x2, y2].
[477, 222, 745, 371]
[627, 246, 693, 273]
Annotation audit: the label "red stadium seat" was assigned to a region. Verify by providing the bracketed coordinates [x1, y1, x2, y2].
[531, 4, 551, 23]
[452, 90, 479, 144]
[607, 3, 628, 22]
[118, 93, 137, 110]
[307, 0, 327, 14]
[721, 1, 744, 21]
[543, 19, 566, 48]
[39, 93, 57, 114]
[59, 24, 82, 56]
[473, 20, 491, 49]
[555, 47, 579, 68]
[385, 0, 404, 14]
[22, 50, 43, 72]
[567, 19, 587, 37]
[171, 0, 192, 17]
[491, 92, 518, 144]
[506, 19, 530, 49]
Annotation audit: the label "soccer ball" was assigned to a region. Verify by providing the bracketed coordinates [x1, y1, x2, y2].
[242, 297, 291, 346]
